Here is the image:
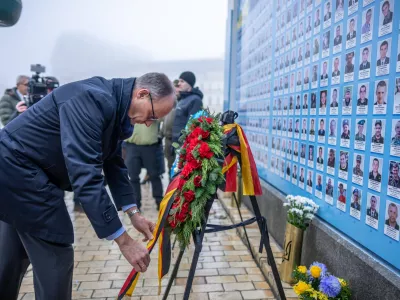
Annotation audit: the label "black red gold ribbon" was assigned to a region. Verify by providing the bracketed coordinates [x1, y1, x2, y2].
[222, 123, 262, 196]
[117, 176, 179, 299]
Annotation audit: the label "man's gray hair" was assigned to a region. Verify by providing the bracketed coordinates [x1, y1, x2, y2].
[135, 72, 175, 100]
[16, 75, 29, 85]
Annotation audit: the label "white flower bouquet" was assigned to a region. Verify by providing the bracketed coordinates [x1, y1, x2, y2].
[283, 195, 319, 230]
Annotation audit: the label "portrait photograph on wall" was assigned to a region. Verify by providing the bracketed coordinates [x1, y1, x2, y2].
[384, 200, 399, 241]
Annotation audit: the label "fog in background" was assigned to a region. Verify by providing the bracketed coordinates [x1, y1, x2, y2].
[0, 0, 228, 92]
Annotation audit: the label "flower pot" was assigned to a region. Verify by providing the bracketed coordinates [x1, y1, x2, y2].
[280, 222, 304, 283]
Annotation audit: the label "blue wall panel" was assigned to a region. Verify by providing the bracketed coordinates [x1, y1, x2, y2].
[232, 0, 400, 269]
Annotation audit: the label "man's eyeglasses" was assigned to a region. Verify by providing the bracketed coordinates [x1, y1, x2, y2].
[144, 92, 158, 127]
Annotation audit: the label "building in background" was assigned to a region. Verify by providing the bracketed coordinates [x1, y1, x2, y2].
[50, 33, 225, 113]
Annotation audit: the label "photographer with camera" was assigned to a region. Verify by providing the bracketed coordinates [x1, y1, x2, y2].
[0, 75, 29, 125]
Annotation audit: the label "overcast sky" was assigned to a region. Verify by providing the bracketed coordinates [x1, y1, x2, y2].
[0, 0, 228, 88]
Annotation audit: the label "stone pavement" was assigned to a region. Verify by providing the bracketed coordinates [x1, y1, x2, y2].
[18, 181, 282, 300]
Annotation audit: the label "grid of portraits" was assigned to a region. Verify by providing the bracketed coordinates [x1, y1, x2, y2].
[235, 0, 400, 267]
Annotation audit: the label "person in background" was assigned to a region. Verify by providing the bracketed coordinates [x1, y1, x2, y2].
[0, 75, 30, 125]
[124, 121, 164, 211]
[171, 71, 203, 147]
[161, 80, 179, 178]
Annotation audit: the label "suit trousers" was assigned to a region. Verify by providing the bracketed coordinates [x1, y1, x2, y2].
[164, 137, 176, 178]
[124, 142, 164, 209]
[0, 221, 73, 300]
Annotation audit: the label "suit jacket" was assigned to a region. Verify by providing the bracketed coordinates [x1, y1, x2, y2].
[334, 36, 342, 46]
[383, 11, 393, 25]
[324, 13, 331, 21]
[0, 77, 136, 244]
[359, 61, 370, 70]
[367, 208, 378, 219]
[347, 31, 356, 40]
[376, 57, 390, 66]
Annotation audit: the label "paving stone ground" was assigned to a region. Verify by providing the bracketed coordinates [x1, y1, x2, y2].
[18, 177, 278, 300]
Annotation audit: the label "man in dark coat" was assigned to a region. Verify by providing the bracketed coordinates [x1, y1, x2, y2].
[0, 75, 30, 125]
[171, 71, 203, 145]
[0, 73, 175, 299]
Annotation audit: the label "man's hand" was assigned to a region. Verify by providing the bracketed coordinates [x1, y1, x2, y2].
[115, 232, 150, 272]
[130, 212, 156, 242]
[16, 101, 27, 113]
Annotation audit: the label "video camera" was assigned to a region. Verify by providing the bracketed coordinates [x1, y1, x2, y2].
[27, 64, 60, 106]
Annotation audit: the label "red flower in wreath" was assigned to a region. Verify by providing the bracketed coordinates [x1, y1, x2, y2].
[176, 209, 187, 223]
[178, 179, 186, 190]
[188, 159, 202, 170]
[169, 218, 177, 228]
[198, 142, 213, 159]
[186, 151, 196, 162]
[201, 130, 210, 139]
[193, 175, 202, 187]
[183, 190, 195, 202]
[189, 138, 199, 150]
[190, 127, 210, 140]
[182, 201, 190, 213]
[181, 165, 192, 178]
[199, 116, 213, 124]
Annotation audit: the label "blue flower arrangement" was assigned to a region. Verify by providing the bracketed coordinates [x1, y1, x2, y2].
[292, 262, 351, 300]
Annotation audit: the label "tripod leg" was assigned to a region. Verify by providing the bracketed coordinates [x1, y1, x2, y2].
[232, 193, 255, 260]
[162, 247, 185, 300]
[183, 198, 215, 300]
[172, 235, 178, 250]
[249, 196, 287, 300]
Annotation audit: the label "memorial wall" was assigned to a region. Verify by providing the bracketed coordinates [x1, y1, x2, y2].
[232, 0, 400, 270]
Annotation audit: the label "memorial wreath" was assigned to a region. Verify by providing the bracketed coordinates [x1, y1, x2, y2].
[169, 114, 225, 247]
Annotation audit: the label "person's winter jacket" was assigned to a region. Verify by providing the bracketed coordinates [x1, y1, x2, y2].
[171, 88, 203, 144]
[0, 87, 23, 125]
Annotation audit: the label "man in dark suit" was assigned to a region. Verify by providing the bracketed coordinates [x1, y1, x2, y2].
[347, 19, 356, 40]
[385, 203, 399, 230]
[317, 147, 324, 164]
[305, 43, 311, 58]
[332, 58, 340, 77]
[377, 40, 390, 66]
[307, 171, 313, 187]
[0, 74, 176, 299]
[351, 189, 361, 211]
[359, 47, 371, 70]
[345, 52, 354, 74]
[398, 53, 400, 62]
[314, 9, 321, 27]
[382, 0, 393, 25]
[349, 0, 358, 6]
[333, 26, 342, 46]
[367, 196, 379, 219]
[324, 2, 331, 21]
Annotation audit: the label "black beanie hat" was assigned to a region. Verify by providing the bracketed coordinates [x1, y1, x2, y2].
[179, 71, 196, 87]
